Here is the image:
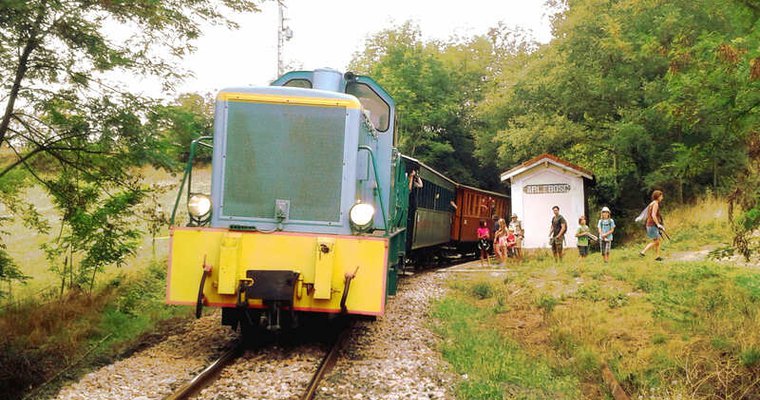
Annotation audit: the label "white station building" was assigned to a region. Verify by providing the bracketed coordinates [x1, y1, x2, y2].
[500, 154, 594, 249]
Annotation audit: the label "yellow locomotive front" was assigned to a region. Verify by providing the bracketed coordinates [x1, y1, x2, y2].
[167, 69, 406, 332]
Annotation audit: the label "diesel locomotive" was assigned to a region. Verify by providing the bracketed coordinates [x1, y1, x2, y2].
[166, 69, 507, 333]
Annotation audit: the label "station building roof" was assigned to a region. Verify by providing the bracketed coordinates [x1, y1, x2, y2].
[499, 153, 594, 182]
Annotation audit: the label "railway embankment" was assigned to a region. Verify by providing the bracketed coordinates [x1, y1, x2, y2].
[430, 198, 760, 399]
[52, 314, 236, 399]
[46, 269, 457, 400]
[315, 271, 457, 400]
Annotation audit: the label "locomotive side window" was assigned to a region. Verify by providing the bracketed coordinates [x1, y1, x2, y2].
[283, 79, 312, 88]
[346, 82, 390, 132]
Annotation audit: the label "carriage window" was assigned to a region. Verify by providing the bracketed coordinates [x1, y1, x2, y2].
[346, 82, 390, 132]
[283, 79, 312, 88]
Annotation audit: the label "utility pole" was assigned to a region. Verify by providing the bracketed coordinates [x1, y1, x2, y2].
[277, 0, 293, 77]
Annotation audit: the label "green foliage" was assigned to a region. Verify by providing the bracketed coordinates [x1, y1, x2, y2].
[652, 333, 668, 345]
[473, 0, 760, 238]
[151, 93, 215, 162]
[607, 292, 629, 309]
[42, 175, 145, 293]
[432, 296, 579, 399]
[536, 294, 559, 318]
[0, 243, 28, 299]
[470, 281, 494, 299]
[435, 224, 760, 396]
[739, 347, 760, 368]
[711, 336, 734, 352]
[571, 347, 600, 379]
[0, 0, 260, 295]
[349, 22, 530, 187]
[0, 257, 189, 400]
[576, 282, 603, 302]
[730, 150, 760, 259]
[734, 274, 760, 301]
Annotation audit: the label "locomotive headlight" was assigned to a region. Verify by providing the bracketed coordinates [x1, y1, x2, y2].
[349, 203, 375, 231]
[188, 194, 212, 218]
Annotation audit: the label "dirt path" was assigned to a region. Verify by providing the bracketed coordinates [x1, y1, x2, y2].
[669, 246, 759, 267]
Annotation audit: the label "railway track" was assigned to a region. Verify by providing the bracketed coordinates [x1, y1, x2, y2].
[301, 322, 353, 400]
[165, 341, 245, 400]
[162, 267, 451, 400]
[164, 320, 353, 400]
[52, 267, 455, 400]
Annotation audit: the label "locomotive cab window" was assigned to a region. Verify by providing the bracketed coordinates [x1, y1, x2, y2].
[346, 82, 390, 132]
[283, 79, 312, 88]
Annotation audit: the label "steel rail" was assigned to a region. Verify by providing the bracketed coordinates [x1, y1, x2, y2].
[164, 341, 243, 400]
[301, 322, 353, 400]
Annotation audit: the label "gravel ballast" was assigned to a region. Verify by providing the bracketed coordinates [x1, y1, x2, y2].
[53, 270, 456, 400]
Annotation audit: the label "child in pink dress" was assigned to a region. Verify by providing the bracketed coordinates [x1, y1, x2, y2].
[477, 220, 491, 267]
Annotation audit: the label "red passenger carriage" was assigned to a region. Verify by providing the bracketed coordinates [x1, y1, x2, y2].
[451, 185, 509, 249]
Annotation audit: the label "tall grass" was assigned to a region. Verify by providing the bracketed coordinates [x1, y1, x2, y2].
[431, 197, 760, 399]
[0, 260, 190, 400]
[650, 196, 732, 252]
[432, 295, 579, 399]
[0, 166, 208, 399]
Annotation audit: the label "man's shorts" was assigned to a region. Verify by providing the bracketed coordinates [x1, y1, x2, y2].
[578, 246, 589, 257]
[551, 238, 563, 254]
[646, 225, 661, 239]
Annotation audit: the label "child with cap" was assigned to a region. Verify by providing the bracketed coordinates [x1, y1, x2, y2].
[597, 207, 616, 263]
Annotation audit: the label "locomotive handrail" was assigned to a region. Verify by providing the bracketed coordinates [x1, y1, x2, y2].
[170, 136, 214, 226]
[357, 145, 388, 235]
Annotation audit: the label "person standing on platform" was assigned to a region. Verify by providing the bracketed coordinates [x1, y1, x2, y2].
[549, 206, 567, 263]
[509, 214, 524, 261]
[597, 207, 616, 263]
[575, 216, 591, 262]
[477, 220, 492, 267]
[493, 218, 508, 265]
[505, 227, 517, 259]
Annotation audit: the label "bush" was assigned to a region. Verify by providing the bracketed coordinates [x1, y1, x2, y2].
[0, 258, 188, 400]
[470, 281, 494, 300]
[536, 294, 559, 318]
[740, 348, 760, 368]
[607, 292, 629, 309]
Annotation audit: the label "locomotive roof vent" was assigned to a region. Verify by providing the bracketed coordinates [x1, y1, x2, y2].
[313, 68, 342, 92]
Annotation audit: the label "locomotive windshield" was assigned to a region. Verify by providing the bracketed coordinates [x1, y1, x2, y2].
[346, 82, 390, 132]
[221, 101, 346, 222]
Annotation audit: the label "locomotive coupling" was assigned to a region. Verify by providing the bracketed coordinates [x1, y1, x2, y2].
[195, 255, 213, 319]
[340, 266, 360, 314]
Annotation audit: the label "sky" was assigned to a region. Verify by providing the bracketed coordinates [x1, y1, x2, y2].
[173, 0, 556, 97]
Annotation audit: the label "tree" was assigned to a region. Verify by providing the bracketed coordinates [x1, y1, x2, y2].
[0, 0, 260, 294]
[476, 0, 759, 214]
[350, 22, 513, 187]
[152, 92, 215, 162]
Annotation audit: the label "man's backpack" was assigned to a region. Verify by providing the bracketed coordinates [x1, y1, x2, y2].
[634, 204, 650, 225]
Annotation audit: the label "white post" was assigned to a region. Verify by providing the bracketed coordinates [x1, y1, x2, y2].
[276, 0, 293, 77]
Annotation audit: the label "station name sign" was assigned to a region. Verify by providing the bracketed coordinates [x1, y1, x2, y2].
[524, 184, 571, 194]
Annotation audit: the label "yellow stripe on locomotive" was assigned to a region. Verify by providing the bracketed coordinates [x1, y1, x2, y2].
[167, 227, 389, 316]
